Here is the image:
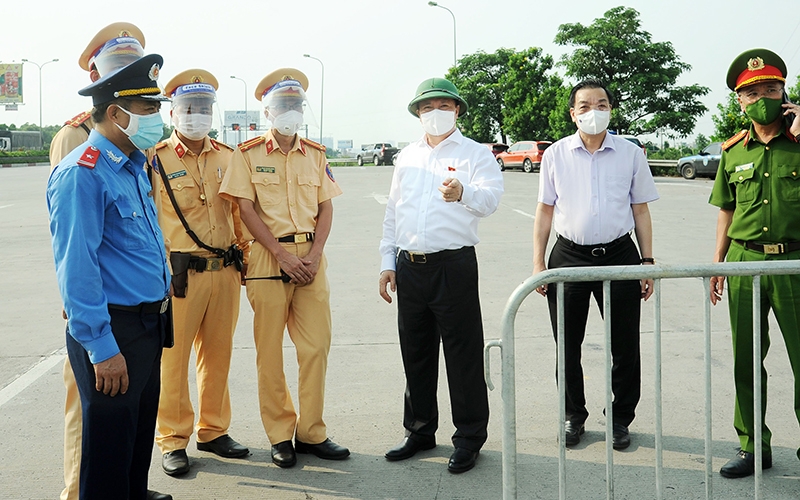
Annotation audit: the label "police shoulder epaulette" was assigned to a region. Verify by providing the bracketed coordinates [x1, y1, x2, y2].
[300, 137, 326, 152]
[722, 130, 748, 151]
[239, 136, 266, 152]
[211, 139, 233, 151]
[64, 110, 92, 127]
[76, 145, 100, 169]
[155, 141, 169, 151]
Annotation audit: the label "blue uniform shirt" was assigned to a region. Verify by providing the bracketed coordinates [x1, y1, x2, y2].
[47, 130, 170, 364]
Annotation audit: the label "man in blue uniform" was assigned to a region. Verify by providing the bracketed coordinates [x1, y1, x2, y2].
[47, 53, 172, 500]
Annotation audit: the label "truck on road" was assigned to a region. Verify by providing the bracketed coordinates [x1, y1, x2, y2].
[357, 143, 399, 166]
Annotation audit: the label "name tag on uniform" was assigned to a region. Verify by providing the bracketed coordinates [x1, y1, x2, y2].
[735, 163, 754, 172]
[167, 170, 187, 180]
[256, 166, 275, 173]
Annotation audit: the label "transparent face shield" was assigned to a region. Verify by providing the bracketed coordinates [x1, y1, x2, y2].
[170, 87, 216, 141]
[261, 81, 318, 136]
[91, 37, 145, 77]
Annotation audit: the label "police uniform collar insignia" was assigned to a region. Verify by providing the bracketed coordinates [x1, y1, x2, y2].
[747, 57, 765, 71]
[299, 140, 306, 155]
[106, 149, 123, 163]
[77, 146, 100, 168]
[148, 63, 160, 82]
[265, 139, 274, 154]
[174, 142, 186, 158]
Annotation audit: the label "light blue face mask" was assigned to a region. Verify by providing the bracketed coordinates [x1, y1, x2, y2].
[115, 105, 164, 150]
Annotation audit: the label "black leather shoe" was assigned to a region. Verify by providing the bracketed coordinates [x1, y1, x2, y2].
[612, 424, 631, 450]
[564, 421, 585, 447]
[162, 449, 190, 476]
[385, 437, 436, 461]
[720, 449, 772, 478]
[448, 448, 479, 474]
[271, 440, 297, 468]
[295, 438, 350, 460]
[197, 434, 249, 458]
[146, 491, 173, 500]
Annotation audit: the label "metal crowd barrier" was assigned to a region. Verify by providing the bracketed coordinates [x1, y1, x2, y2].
[483, 261, 800, 500]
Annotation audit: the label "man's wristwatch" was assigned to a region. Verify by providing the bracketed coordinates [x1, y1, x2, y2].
[641, 257, 655, 264]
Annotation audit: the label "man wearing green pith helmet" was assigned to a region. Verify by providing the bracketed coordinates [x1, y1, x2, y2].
[709, 47, 800, 479]
[379, 77, 504, 474]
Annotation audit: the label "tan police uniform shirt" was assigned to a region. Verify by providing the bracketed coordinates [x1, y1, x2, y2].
[49, 111, 94, 167]
[219, 130, 342, 238]
[150, 132, 248, 254]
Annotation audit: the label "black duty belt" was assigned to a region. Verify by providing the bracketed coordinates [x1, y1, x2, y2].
[187, 256, 225, 272]
[108, 297, 170, 315]
[278, 233, 314, 243]
[557, 233, 631, 257]
[734, 240, 800, 255]
[400, 246, 472, 264]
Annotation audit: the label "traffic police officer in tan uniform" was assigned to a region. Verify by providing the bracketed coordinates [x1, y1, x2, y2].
[152, 69, 250, 476]
[710, 48, 800, 479]
[48, 22, 171, 500]
[219, 68, 349, 468]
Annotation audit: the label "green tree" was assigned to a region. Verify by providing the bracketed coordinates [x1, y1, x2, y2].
[500, 48, 568, 142]
[694, 133, 710, 152]
[788, 74, 800, 103]
[554, 6, 709, 136]
[446, 48, 515, 143]
[711, 92, 750, 141]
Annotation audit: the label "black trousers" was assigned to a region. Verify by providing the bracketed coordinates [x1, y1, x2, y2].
[67, 308, 167, 500]
[546, 234, 642, 427]
[395, 246, 489, 451]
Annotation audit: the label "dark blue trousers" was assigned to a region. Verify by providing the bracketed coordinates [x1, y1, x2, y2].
[67, 308, 166, 500]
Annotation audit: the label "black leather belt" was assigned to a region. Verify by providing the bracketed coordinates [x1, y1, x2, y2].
[278, 233, 314, 243]
[400, 246, 472, 264]
[558, 233, 631, 257]
[734, 239, 800, 255]
[187, 256, 225, 272]
[108, 297, 170, 315]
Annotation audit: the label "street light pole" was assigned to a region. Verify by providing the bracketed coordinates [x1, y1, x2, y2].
[303, 54, 324, 145]
[427, 1, 457, 66]
[230, 75, 247, 142]
[21, 58, 59, 147]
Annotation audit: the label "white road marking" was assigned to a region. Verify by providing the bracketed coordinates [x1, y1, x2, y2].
[372, 194, 389, 205]
[0, 350, 65, 408]
[513, 209, 535, 219]
[0, 204, 13, 209]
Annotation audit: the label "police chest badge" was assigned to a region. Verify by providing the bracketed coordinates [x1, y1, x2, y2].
[256, 166, 275, 173]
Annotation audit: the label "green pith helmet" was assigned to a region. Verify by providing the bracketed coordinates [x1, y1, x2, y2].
[407, 77, 468, 117]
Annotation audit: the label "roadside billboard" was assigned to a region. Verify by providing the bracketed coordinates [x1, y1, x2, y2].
[0, 64, 22, 104]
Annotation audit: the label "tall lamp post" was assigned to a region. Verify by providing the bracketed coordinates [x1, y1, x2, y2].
[230, 75, 247, 142]
[427, 2, 456, 66]
[21, 58, 59, 146]
[303, 54, 324, 145]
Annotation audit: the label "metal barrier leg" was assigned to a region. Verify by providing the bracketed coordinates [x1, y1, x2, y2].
[653, 279, 663, 500]
[703, 277, 713, 500]
[557, 283, 567, 500]
[753, 275, 762, 499]
[604, 280, 614, 500]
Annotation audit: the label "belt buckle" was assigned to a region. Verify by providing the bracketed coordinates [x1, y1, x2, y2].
[591, 247, 606, 257]
[295, 233, 308, 243]
[409, 251, 427, 264]
[206, 257, 223, 271]
[763, 243, 784, 255]
[159, 298, 169, 314]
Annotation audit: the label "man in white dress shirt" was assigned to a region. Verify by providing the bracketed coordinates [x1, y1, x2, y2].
[378, 77, 504, 474]
[533, 79, 658, 450]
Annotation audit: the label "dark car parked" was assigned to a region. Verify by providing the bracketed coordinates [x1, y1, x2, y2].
[677, 142, 722, 179]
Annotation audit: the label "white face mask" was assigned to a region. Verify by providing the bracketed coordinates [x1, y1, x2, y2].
[172, 113, 212, 141]
[575, 109, 610, 135]
[420, 109, 456, 136]
[269, 109, 304, 136]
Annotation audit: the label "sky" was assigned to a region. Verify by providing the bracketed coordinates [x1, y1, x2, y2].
[2, 0, 800, 149]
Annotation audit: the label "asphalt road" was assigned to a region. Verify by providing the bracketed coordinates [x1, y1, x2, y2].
[1, 165, 798, 499]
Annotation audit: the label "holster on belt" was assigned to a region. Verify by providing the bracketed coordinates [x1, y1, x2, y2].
[169, 251, 192, 298]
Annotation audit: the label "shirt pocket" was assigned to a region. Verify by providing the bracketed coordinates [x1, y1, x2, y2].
[166, 179, 201, 212]
[252, 173, 282, 207]
[109, 199, 147, 250]
[730, 167, 758, 203]
[297, 174, 320, 206]
[775, 164, 800, 202]
[606, 174, 632, 203]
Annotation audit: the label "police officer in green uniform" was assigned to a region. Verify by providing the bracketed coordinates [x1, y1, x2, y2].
[709, 48, 800, 479]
